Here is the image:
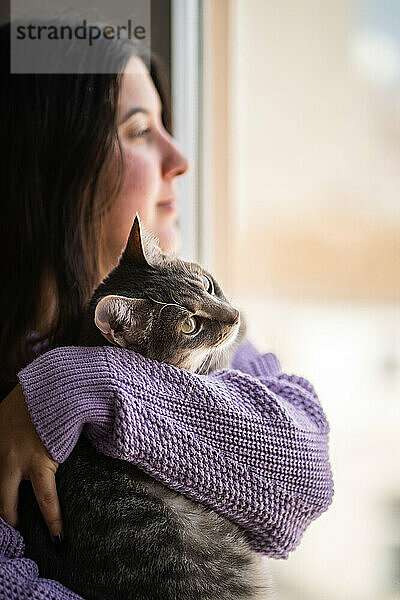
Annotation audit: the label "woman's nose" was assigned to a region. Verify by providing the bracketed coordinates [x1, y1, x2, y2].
[161, 133, 189, 178]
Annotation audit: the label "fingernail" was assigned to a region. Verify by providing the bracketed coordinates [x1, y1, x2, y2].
[52, 533, 63, 545]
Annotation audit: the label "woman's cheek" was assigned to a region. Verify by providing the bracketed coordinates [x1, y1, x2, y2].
[104, 151, 157, 261]
[116, 149, 158, 228]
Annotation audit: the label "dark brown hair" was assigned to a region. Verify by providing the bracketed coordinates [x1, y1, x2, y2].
[0, 20, 172, 386]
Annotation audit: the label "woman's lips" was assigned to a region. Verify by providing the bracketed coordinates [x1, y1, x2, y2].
[157, 198, 177, 212]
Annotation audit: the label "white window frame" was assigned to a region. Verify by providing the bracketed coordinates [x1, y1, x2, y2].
[171, 0, 201, 262]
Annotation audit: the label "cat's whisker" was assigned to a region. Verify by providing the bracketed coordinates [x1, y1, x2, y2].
[148, 296, 186, 315]
[197, 354, 209, 375]
[198, 349, 220, 375]
[170, 292, 187, 312]
[195, 351, 207, 374]
[210, 346, 226, 372]
[159, 303, 180, 315]
[148, 296, 167, 306]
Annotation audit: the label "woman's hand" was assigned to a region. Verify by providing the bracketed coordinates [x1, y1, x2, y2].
[0, 384, 63, 541]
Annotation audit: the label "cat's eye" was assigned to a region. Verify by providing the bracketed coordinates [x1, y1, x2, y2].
[181, 316, 200, 335]
[202, 275, 214, 295]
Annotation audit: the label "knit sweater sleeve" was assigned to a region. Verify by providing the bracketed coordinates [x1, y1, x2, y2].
[0, 341, 334, 598]
[15, 341, 333, 561]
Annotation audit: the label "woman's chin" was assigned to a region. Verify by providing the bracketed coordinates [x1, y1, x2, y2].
[156, 223, 181, 254]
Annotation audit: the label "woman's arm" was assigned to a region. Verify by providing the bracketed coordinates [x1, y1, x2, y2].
[0, 384, 63, 538]
[0, 395, 83, 599]
[17, 342, 334, 558]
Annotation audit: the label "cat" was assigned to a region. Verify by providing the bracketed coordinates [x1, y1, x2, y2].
[17, 216, 271, 600]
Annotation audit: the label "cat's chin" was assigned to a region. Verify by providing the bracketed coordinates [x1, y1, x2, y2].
[217, 322, 241, 350]
[192, 327, 240, 375]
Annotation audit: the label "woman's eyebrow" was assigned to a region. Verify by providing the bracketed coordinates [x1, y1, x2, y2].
[118, 107, 150, 126]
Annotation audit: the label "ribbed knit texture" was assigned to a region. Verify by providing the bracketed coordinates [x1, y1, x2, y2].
[0, 340, 333, 599]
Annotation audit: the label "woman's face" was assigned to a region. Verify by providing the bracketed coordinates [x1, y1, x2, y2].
[100, 56, 189, 278]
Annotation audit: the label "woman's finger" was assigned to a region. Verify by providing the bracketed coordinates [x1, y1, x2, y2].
[30, 469, 63, 541]
[0, 471, 21, 527]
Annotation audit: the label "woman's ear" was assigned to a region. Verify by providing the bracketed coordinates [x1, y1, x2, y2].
[94, 294, 151, 347]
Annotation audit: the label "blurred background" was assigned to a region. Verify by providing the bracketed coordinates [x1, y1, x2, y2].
[158, 0, 400, 600]
[160, 0, 400, 598]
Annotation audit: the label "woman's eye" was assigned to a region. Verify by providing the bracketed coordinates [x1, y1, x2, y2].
[128, 127, 151, 140]
[181, 316, 200, 335]
[202, 275, 214, 294]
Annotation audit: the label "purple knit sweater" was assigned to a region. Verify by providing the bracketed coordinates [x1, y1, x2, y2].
[0, 340, 333, 599]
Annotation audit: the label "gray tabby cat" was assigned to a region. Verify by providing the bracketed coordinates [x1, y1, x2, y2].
[18, 216, 271, 600]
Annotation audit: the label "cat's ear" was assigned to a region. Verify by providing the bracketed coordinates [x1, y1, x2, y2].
[123, 214, 149, 266]
[122, 214, 164, 267]
[94, 294, 151, 347]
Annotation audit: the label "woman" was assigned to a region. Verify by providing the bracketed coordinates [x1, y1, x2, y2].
[0, 20, 333, 599]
